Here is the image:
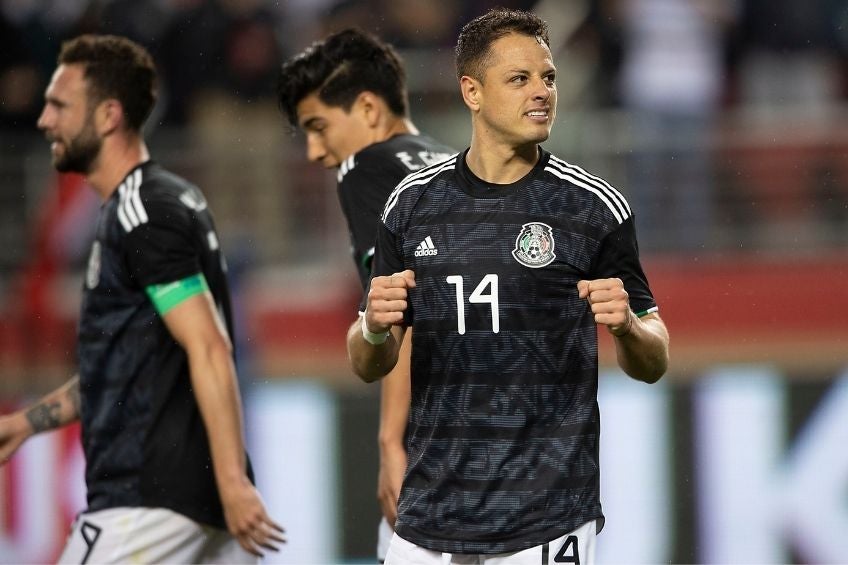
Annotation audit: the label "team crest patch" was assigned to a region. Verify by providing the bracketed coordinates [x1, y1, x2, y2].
[512, 222, 556, 268]
[86, 241, 101, 289]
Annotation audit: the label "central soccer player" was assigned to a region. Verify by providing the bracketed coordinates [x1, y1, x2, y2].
[349, 8, 670, 564]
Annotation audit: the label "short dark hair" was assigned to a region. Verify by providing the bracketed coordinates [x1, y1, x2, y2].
[455, 8, 550, 82]
[277, 28, 409, 127]
[58, 34, 157, 132]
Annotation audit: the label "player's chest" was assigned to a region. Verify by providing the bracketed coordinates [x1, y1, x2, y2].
[402, 219, 599, 320]
[83, 212, 136, 300]
[402, 202, 597, 276]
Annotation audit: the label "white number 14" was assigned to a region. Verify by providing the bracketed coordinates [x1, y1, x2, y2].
[446, 274, 500, 335]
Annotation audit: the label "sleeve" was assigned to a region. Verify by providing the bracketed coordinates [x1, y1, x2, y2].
[338, 159, 406, 290]
[123, 194, 202, 288]
[357, 222, 407, 319]
[590, 216, 658, 316]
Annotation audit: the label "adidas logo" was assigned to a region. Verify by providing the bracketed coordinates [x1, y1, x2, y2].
[414, 236, 438, 257]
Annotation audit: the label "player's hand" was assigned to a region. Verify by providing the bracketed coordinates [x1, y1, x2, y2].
[0, 413, 32, 465]
[220, 477, 286, 557]
[377, 442, 407, 528]
[577, 278, 633, 337]
[365, 270, 416, 334]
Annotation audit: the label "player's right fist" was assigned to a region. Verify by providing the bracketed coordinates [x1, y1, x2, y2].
[365, 270, 416, 333]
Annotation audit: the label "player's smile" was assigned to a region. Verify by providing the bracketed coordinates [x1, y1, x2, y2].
[525, 107, 551, 123]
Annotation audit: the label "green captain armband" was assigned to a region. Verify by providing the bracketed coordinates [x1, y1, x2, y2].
[145, 273, 209, 315]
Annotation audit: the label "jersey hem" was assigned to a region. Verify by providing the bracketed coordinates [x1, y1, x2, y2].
[395, 510, 604, 555]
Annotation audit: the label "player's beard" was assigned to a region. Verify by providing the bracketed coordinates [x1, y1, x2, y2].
[53, 119, 102, 174]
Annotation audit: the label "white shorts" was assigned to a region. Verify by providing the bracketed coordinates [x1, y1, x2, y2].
[385, 519, 597, 565]
[377, 516, 394, 563]
[57, 507, 258, 564]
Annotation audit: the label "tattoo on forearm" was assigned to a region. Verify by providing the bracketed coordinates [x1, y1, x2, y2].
[26, 402, 62, 433]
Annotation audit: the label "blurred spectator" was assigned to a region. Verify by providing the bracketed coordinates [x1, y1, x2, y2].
[154, 0, 257, 124]
[0, 0, 93, 131]
[608, 0, 737, 252]
[101, 0, 285, 125]
[97, 0, 172, 49]
[319, 0, 536, 49]
[0, 14, 42, 130]
[734, 0, 846, 108]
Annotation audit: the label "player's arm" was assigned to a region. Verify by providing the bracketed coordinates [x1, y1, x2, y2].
[152, 276, 285, 556]
[376, 328, 412, 528]
[347, 270, 415, 383]
[611, 310, 668, 382]
[0, 375, 80, 464]
[580, 216, 669, 383]
[578, 278, 669, 383]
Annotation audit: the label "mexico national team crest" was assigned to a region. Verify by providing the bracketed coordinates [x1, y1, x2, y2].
[512, 222, 556, 268]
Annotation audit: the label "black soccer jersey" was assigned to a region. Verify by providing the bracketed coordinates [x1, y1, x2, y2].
[77, 161, 252, 529]
[370, 148, 658, 554]
[336, 133, 454, 289]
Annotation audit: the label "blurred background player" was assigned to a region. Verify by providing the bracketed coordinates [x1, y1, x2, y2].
[349, 7, 669, 563]
[0, 34, 284, 563]
[276, 27, 454, 562]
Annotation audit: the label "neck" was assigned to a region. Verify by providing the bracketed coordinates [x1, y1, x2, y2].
[376, 115, 418, 143]
[465, 134, 539, 184]
[87, 133, 150, 201]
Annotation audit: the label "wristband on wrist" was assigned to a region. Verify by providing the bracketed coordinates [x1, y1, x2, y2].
[361, 316, 390, 345]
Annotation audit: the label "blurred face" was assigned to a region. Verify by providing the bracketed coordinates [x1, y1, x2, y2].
[296, 92, 373, 168]
[37, 64, 102, 174]
[472, 32, 557, 148]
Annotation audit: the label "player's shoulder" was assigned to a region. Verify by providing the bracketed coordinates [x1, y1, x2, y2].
[343, 134, 455, 182]
[541, 150, 633, 225]
[134, 161, 194, 200]
[115, 162, 204, 233]
[380, 152, 459, 222]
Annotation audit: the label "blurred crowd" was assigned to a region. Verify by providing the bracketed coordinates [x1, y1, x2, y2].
[2, 0, 848, 130]
[0, 0, 536, 130]
[3, 0, 848, 276]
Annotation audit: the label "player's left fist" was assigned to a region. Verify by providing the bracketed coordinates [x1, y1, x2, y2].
[577, 278, 632, 336]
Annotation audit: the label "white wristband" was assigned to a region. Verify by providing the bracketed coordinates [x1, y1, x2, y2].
[361, 316, 389, 345]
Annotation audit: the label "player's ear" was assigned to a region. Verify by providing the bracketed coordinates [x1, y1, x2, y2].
[95, 98, 123, 136]
[356, 91, 381, 128]
[460, 76, 481, 112]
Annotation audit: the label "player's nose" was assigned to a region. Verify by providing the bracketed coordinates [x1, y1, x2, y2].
[530, 76, 552, 101]
[306, 136, 327, 164]
[36, 105, 54, 131]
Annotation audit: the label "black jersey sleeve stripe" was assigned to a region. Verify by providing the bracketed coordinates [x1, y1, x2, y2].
[382, 153, 459, 217]
[381, 156, 458, 221]
[548, 155, 630, 215]
[116, 181, 133, 232]
[129, 170, 148, 224]
[547, 156, 631, 218]
[116, 168, 149, 233]
[544, 165, 629, 224]
[337, 154, 356, 183]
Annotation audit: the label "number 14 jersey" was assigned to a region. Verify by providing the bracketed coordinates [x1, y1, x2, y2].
[369, 148, 658, 554]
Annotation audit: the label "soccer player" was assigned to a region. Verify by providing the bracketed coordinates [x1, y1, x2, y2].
[276, 28, 454, 562]
[348, 8, 670, 564]
[0, 35, 284, 563]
